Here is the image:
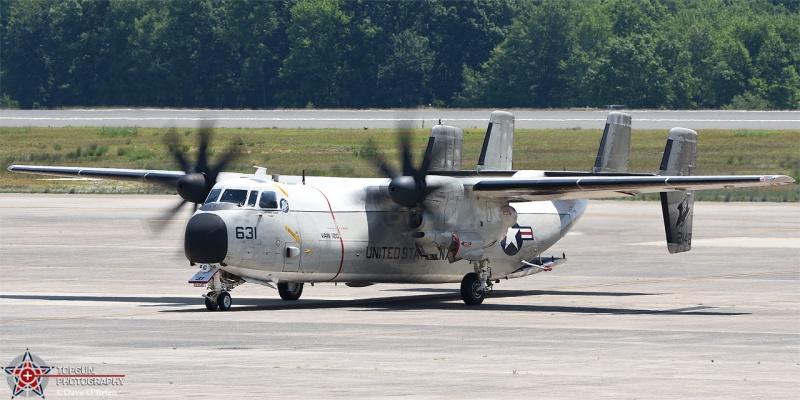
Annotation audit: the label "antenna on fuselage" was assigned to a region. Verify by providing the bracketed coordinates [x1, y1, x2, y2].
[254, 166, 269, 178]
[302, 169, 306, 185]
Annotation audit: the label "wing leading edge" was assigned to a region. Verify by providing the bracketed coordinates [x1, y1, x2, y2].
[471, 122, 793, 201]
[7, 165, 186, 186]
[469, 174, 794, 201]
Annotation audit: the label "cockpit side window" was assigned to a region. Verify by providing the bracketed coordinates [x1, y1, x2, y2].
[219, 189, 248, 205]
[205, 188, 222, 204]
[246, 191, 258, 207]
[259, 191, 278, 209]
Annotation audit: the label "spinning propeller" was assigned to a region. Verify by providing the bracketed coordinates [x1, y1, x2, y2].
[154, 125, 240, 228]
[371, 131, 438, 227]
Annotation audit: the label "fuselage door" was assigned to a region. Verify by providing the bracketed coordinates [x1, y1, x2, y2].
[257, 215, 278, 267]
[296, 214, 321, 273]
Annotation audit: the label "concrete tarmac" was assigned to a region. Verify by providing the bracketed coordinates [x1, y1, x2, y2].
[1, 194, 798, 399]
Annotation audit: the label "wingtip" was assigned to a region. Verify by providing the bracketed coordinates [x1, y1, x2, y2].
[762, 175, 795, 184]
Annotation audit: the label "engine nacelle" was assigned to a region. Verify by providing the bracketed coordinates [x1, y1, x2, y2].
[411, 176, 465, 256]
[449, 231, 486, 262]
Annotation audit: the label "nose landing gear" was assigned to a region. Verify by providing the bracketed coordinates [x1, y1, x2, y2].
[204, 291, 233, 311]
[203, 288, 233, 311]
[190, 264, 242, 311]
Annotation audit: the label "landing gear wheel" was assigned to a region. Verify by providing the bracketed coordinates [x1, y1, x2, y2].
[278, 282, 304, 301]
[204, 292, 218, 311]
[460, 273, 485, 305]
[217, 291, 232, 311]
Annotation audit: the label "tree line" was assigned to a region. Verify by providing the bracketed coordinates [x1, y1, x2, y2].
[1, 0, 798, 110]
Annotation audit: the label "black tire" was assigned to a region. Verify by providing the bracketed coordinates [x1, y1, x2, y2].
[205, 292, 218, 311]
[217, 291, 232, 311]
[278, 282, 303, 301]
[460, 273, 484, 305]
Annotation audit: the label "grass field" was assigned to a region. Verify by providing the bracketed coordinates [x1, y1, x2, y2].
[1, 126, 798, 201]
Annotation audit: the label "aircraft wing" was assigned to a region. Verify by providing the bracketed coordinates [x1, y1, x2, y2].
[7, 165, 186, 186]
[469, 174, 795, 201]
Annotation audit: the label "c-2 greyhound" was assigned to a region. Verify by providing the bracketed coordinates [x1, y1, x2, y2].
[8, 111, 794, 310]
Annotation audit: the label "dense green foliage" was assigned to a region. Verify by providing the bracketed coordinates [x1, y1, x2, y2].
[1, 0, 798, 109]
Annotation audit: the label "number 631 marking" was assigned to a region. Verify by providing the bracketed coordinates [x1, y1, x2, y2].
[236, 226, 257, 240]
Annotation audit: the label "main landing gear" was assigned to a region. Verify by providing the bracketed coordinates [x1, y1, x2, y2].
[278, 282, 304, 301]
[460, 260, 492, 305]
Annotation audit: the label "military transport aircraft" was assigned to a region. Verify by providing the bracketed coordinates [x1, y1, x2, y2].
[7, 111, 794, 310]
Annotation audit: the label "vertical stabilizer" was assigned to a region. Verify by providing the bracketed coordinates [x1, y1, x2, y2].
[658, 128, 697, 254]
[477, 111, 514, 171]
[593, 112, 631, 173]
[426, 124, 464, 171]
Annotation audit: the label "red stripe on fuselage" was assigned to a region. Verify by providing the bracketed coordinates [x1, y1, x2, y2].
[307, 185, 345, 281]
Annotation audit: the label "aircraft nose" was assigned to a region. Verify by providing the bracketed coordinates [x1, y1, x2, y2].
[185, 213, 228, 263]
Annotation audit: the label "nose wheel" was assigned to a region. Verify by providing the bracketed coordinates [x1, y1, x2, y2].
[217, 291, 232, 311]
[204, 291, 232, 311]
[204, 292, 218, 311]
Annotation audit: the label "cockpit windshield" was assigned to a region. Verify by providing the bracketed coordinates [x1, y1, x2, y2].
[259, 191, 278, 209]
[203, 187, 280, 210]
[204, 188, 222, 204]
[247, 191, 258, 207]
[219, 189, 248, 205]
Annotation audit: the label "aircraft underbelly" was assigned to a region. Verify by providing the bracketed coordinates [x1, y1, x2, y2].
[225, 260, 474, 284]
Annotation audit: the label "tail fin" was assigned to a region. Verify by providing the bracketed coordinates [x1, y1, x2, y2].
[426, 124, 464, 171]
[593, 112, 632, 173]
[477, 111, 514, 171]
[658, 128, 697, 254]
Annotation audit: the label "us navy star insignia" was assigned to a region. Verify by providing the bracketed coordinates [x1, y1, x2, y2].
[500, 224, 535, 256]
[504, 227, 521, 249]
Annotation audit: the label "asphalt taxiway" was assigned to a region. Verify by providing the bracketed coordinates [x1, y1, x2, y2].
[1, 194, 798, 399]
